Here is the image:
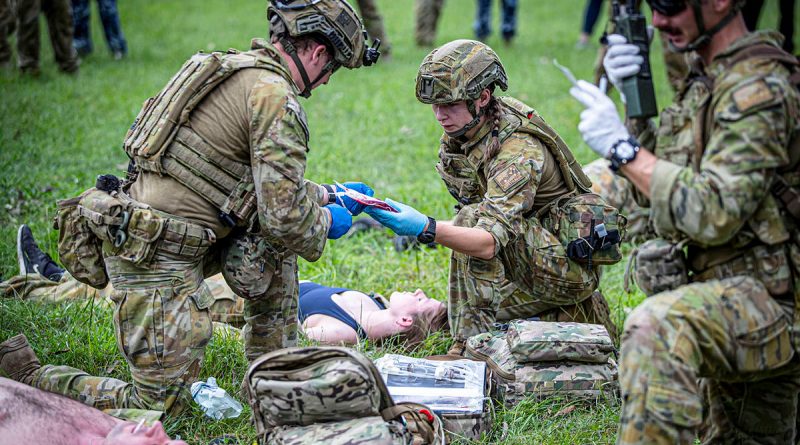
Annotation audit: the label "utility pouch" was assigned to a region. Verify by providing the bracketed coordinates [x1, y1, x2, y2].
[634, 239, 688, 297]
[220, 232, 283, 300]
[506, 320, 615, 364]
[54, 192, 109, 289]
[245, 347, 444, 445]
[540, 193, 625, 266]
[465, 323, 618, 406]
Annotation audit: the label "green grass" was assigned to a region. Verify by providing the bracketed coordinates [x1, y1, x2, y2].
[0, 0, 797, 443]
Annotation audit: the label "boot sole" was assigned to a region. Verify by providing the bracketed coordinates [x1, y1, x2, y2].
[17, 225, 27, 275]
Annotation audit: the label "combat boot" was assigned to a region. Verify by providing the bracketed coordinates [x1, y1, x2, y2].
[0, 334, 41, 384]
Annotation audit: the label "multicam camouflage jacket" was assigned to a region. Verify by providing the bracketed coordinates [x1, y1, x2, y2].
[630, 31, 800, 278]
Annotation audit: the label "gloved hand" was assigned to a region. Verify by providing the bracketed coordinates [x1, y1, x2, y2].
[331, 181, 375, 215]
[325, 204, 352, 239]
[570, 80, 630, 159]
[365, 198, 428, 237]
[603, 34, 643, 92]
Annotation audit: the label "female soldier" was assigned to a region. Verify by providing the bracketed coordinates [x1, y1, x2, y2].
[367, 40, 617, 355]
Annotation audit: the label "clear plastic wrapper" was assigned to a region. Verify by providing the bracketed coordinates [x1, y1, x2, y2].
[375, 354, 487, 414]
[191, 377, 243, 420]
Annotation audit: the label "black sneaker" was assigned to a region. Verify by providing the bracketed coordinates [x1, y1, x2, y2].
[17, 225, 64, 282]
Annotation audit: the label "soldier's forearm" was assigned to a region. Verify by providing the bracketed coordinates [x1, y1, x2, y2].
[619, 148, 657, 199]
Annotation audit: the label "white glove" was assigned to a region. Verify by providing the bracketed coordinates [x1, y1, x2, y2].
[603, 34, 643, 91]
[570, 80, 630, 159]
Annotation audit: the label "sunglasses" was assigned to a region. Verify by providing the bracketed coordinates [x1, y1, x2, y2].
[647, 0, 689, 16]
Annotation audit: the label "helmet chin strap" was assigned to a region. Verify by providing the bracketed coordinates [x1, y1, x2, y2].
[670, 2, 740, 53]
[280, 37, 337, 98]
[445, 100, 484, 139]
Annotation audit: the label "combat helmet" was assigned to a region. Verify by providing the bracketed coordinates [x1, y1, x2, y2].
[268, 0, 380, 97]
[646, 0, 747, 52]
[416, 40, 508, 138]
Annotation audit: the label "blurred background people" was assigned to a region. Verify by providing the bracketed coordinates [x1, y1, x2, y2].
[355, 0, 391, 59]
[415, 0, 444, 46]
[577, 0, 603, 49]
[71, 0, 127, 59]
[474, 0, 518, 44]
[15, 0, 79, 75]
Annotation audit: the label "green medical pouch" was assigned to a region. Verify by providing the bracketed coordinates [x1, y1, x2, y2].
[539, 193, 626, 266]
[506, 320, 615, 364]
[465, 322, 619, 406]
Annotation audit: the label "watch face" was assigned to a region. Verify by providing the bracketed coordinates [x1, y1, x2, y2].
[616, 142, 635, 159]
[418, 232, 435, 244]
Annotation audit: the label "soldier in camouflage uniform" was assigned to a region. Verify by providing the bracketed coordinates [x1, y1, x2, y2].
[414, 0, 445, 46]
[571, 0, 800, 442]
[15, 0, 79, 74]
[368, 40, 615, 355]
[0, 0, 380, 419]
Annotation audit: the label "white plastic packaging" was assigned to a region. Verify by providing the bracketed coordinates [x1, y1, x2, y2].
[191, 377, 243, 420]
[374, 354, 487, 414]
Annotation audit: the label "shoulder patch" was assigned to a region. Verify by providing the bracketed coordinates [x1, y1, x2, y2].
[732, 80, 774, 112]
[493, 163, 528, 193]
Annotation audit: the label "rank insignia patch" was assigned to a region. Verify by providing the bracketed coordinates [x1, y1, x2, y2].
[732, 80, 774, 113]
[494, 164, 528, 193]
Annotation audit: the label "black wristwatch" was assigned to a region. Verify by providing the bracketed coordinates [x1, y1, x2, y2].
[417, 217, 437, 244]
[322, 184, 336, 205]
[609, 137, 640, 173]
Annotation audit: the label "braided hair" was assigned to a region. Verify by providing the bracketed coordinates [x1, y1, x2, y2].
[484, 94, 504, 160]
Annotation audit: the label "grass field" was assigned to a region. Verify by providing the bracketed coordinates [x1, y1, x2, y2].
[0, 0, 797, 443]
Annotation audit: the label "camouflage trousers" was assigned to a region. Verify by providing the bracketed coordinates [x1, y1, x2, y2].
[355, 0, 391, 55]
[0, 272, 245, 328]
[583, 159, 649, 244]
[0, 0, 13, 64]
[23, 253, 215, 418]
[414, 0, 444, 46]
[449, 204, 599, 343]
[15, 0, 78, 72]
[618, 276, 800, 444]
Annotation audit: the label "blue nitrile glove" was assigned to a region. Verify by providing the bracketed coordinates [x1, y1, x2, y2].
[326, 204, 352, 239]
[334, 181, 375, 215]
[365, 198, 428, 237]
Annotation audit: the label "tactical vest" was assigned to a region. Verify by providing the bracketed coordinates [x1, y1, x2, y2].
[436, 97, 592, 209]
[683, 44, 800, 280]
[498, 97, 593, 196]
[123, 47, 296, 229]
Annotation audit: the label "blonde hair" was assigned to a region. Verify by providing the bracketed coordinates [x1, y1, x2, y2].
[397, 302, 449, 347]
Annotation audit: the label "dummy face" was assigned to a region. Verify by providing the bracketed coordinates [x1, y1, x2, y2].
[102, 421, 188, 445]
[389, 289, 444, 318]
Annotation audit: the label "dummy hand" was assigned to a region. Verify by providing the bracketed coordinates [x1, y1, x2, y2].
[325, 204, 352, 239]
[365, 198, 428, 237]
[570, 80, 630, 159]
[603, 34, 643, 92]
[333, 181, 375, 215]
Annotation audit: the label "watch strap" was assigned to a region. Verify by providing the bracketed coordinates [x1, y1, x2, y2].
[322, 184, 336, 205]
[609, 137, 640, 172]
[417, 217, 436, 243]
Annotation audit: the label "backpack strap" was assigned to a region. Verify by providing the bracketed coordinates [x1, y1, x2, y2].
[381, 403, 444, 445]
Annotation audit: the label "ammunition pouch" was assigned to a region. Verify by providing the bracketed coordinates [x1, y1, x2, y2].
[539, 193, 626, 267]
[55, 186, 217, 287]
[633, 239, 689, 297]
[54, 191, 109, 289]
